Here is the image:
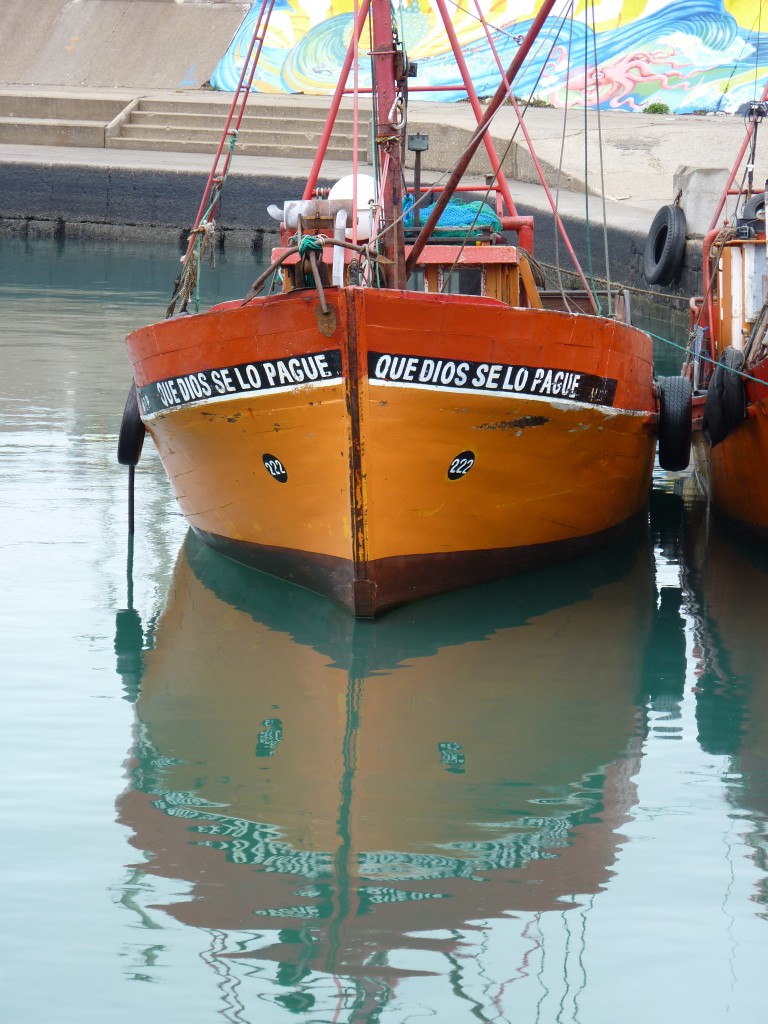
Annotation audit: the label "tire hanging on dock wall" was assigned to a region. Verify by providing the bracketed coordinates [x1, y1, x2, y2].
[117, 380, 146, 467]
[643, 204, 687, 286]
[657, 375, 692, 471]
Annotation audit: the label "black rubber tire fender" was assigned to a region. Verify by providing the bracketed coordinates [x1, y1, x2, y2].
[742, 193, 765, 222]
[117, 380, 146, 466]
[702, 346, 747, 447]
[643, 204, 687, 286]
[657, 374, 693, 472]
[702, 368, 726, 447]
[719, 346, 747, 429]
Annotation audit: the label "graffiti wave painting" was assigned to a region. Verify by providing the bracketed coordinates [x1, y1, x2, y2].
[210, 0, 768, 114]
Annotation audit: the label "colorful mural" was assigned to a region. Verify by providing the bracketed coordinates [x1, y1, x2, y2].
[210, 0, 768, 114]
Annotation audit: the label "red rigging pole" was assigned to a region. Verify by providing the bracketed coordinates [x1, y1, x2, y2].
[433, 0, 519, 218]
[185, 0, 276, 261]
[298, 0, 562, 290]
[405, 0, 561, 276]
[708, 80, 768, 232]
[467, 0, 596, 301]
[304, 0, 410, 288]
[302, 0, 372, 202]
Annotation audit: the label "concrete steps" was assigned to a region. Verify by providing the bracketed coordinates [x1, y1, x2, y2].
[0, 91, 371, 164]
[0, 93, 127, 119]
[107, 137, 364, 161]
[0, 92, 128, 146]
[106, 97, 370, 162]
[0, 115, 107, 147]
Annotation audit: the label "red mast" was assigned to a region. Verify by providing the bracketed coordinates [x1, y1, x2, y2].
[370, 1, 407, 288]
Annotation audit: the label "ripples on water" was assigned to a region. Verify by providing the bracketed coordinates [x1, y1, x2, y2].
[1, 238, 766, 1023]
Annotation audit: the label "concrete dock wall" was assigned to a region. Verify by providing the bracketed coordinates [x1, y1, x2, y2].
[0, 158, 301, 243]
[0, 0, 248, 90]
[0, 155, 696, 338]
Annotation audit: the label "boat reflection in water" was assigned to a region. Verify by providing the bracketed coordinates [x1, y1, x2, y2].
[684, 514, 768, 873]
[115, 528, 657, 1014]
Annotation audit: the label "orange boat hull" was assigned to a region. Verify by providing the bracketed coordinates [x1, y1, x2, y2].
[712, 408, 768, 539]
[693, 359, 768, 539]
[126, 286, 657, 615]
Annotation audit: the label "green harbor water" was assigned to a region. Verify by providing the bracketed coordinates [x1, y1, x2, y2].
[1, 237, 766, 1023]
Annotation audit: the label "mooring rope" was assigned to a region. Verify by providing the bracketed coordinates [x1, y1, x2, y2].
[167, 133, 238, 317]
[647, 328, 768, 388]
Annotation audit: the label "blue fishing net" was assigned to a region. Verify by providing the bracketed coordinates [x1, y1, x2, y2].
[403, 194, 502, 231]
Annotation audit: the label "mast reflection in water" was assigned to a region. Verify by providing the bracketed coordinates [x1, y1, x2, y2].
[115, 527, 657, 1018]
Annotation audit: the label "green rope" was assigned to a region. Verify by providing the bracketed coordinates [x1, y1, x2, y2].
[297, 234, 324, 286]
[648, 328, 768, 388]
[647, 329, 694, 357]
[298, 235, 324, 255]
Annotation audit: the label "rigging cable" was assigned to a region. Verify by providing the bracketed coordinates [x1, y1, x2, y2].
[392, 1, 580, 293]
[446, 0, 527, 44]
[580, 0, 600, 313]
[435, 0, 595, 304]
[590, 0, 612, 317]
[718, 3, 764, 112]
[554, 3, 577, 311]
[352, 0, 360, 245]
[756, 2, 763, 103]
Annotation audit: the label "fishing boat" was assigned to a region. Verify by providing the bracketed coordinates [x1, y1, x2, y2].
[680, 89, 768, 537]
[120, 0, 673, 617]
